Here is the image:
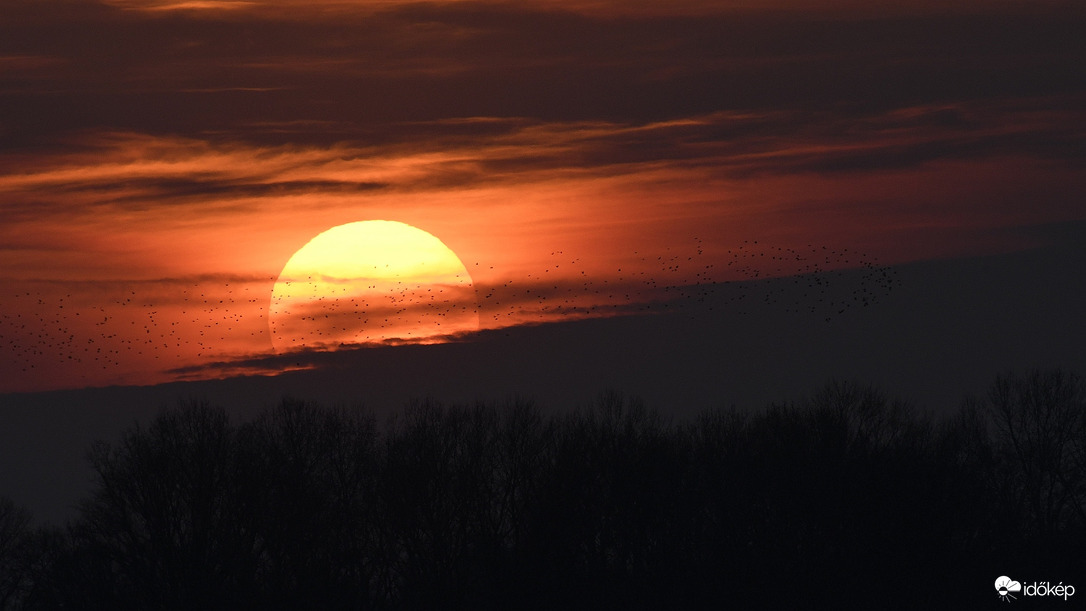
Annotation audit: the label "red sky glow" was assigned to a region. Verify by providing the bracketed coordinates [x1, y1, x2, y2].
[1, 0, 1083, 392]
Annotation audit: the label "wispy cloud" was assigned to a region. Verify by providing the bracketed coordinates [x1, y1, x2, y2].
[95, 0, 1080, 18]
[2, 97, 1081, 274]
[0, 54, 67, 72]
[5, 0, 1082, 144]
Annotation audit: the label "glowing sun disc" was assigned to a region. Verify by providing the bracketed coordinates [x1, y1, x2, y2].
[270, 220, 478, 351]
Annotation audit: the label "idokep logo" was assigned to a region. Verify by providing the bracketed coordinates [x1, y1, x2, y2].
[995, 576, 1076, 602]
[995, 576, 1022, 602]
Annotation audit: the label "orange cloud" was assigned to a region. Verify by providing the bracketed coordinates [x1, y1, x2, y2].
[1, 96, 1083, 391]
[95, 0, 1074, 18]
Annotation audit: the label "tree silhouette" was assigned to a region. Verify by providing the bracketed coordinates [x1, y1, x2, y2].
[242, 397, 381, 609]
[70, 399, 257, 608]
[979, 370, 1086, 555]
[379, 397, 558, 609]
[5, 371, 1086, 609]
[0, 497, 32, 610]
[524, 392, 681, 609]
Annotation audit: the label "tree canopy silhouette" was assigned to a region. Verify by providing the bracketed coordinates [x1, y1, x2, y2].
[4, 370, 1085, 609]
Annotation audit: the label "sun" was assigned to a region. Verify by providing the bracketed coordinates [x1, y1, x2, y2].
[269, 220, 478, 352]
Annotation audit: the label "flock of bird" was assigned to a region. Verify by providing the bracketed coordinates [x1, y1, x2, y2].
[471, 237, 896, 325]
[1, 238, 898, 382]
[0, 280, 270, 377]
[269, 276, 478, 348]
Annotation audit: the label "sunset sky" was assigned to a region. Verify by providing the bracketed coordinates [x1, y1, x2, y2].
[1, 0, 1084, 394]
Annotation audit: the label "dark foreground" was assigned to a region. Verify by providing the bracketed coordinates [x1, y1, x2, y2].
[1, 370, 1084, 610]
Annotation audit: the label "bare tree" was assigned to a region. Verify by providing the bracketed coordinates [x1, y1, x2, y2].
[0, 497, 31, 610]
[9, 374, 1081, 609]
[984, 369, 1086, 541]
[242, 397, 380, 609]
[73, 399, 258, 608]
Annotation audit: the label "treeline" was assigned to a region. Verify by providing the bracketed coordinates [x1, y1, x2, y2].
[1, 370, 1085, 609]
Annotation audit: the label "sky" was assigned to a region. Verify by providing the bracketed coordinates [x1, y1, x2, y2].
[1, 0, 1085, 395]
[2, 0, 1086, 523]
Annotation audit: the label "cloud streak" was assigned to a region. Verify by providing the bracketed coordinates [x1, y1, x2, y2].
[3, 1, 1083, 144]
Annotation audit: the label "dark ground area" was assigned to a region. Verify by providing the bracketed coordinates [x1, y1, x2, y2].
[1, 369, 1085, 609]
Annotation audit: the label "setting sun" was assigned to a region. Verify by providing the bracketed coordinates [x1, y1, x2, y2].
[269, 220, 478, 351]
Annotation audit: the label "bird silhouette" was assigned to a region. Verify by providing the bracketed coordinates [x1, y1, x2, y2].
[1, 238, 896, 387]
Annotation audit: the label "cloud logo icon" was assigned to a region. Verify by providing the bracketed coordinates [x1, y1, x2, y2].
[995, 576, 1022, 601]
